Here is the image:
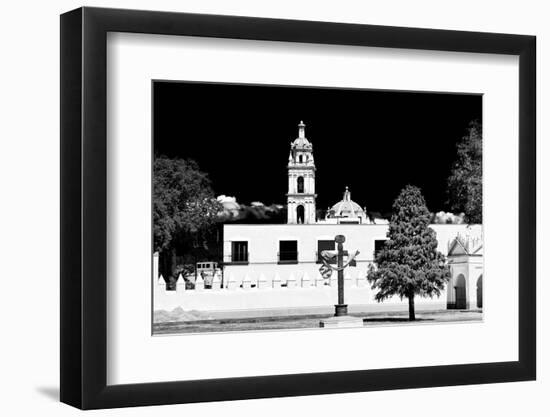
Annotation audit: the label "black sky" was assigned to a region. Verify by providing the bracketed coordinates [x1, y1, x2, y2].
[153, 81, 481, 216]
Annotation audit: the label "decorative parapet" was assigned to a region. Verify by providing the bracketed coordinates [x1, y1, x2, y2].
[448, 232, 483, 255]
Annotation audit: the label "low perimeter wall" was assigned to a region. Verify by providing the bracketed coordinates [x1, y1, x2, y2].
[153, 280, 448, 320]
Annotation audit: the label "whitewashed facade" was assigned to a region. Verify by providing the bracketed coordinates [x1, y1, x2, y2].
[222, 223, 483, 312]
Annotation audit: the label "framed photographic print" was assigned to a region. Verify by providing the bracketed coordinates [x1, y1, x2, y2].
[60, 6, 536, 409]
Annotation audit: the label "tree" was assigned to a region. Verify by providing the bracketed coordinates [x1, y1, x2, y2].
[153, 156, 222, 282]
[447, 120, 482, 223]
[367, 185, 450, 320]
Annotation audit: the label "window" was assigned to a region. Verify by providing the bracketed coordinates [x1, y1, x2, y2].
[278, 240, 298, 263]
[374, 239, 387, 258]
[298, 155, 303, 163]
[317, 240, 336, 263]
[297, 176, 304, 193]
[231, 241, 248, 263]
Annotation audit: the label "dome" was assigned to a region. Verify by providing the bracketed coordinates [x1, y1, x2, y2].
[329, 187, 366, 219]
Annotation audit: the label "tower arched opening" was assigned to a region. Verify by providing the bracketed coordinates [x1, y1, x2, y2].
[296, 205, 305, 224]
[297, 176, 304, 193]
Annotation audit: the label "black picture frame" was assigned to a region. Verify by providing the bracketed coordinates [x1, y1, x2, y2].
[60, 6, 536, 410]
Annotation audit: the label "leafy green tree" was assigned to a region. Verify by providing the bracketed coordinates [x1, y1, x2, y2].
[367, 186, 450, 320]
[153, 156, 222, 282]
[447, 120, 482, 223]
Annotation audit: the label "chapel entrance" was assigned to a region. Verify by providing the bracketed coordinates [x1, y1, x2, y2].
[477, 275, 483, 308]
[454, 275, 467, 309]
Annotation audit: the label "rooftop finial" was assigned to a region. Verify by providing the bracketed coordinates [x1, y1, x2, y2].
[344, 186, 350, 201]
[298, 120, 305, 138]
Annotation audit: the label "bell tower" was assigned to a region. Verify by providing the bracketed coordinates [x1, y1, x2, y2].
[287, 121, 316, 224]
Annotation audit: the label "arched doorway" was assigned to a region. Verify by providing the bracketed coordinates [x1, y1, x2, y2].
[296, 205, 305, 224]
[454, 274, 467, 309]
[477, 275, 483, 308]
[297, 176, 304, 193]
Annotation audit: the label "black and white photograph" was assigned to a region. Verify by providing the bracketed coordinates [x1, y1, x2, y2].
[152, 81, 483, 334]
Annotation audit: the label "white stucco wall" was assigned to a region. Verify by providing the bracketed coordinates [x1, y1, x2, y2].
[153, 280, 448, 319]
[153, 223, 481, 317]
[222, 223, 481, 282]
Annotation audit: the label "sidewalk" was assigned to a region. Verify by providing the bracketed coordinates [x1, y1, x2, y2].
[153, 309, 482, 335]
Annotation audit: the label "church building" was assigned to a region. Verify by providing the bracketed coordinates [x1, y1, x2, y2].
[221, 121, 483, 313]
